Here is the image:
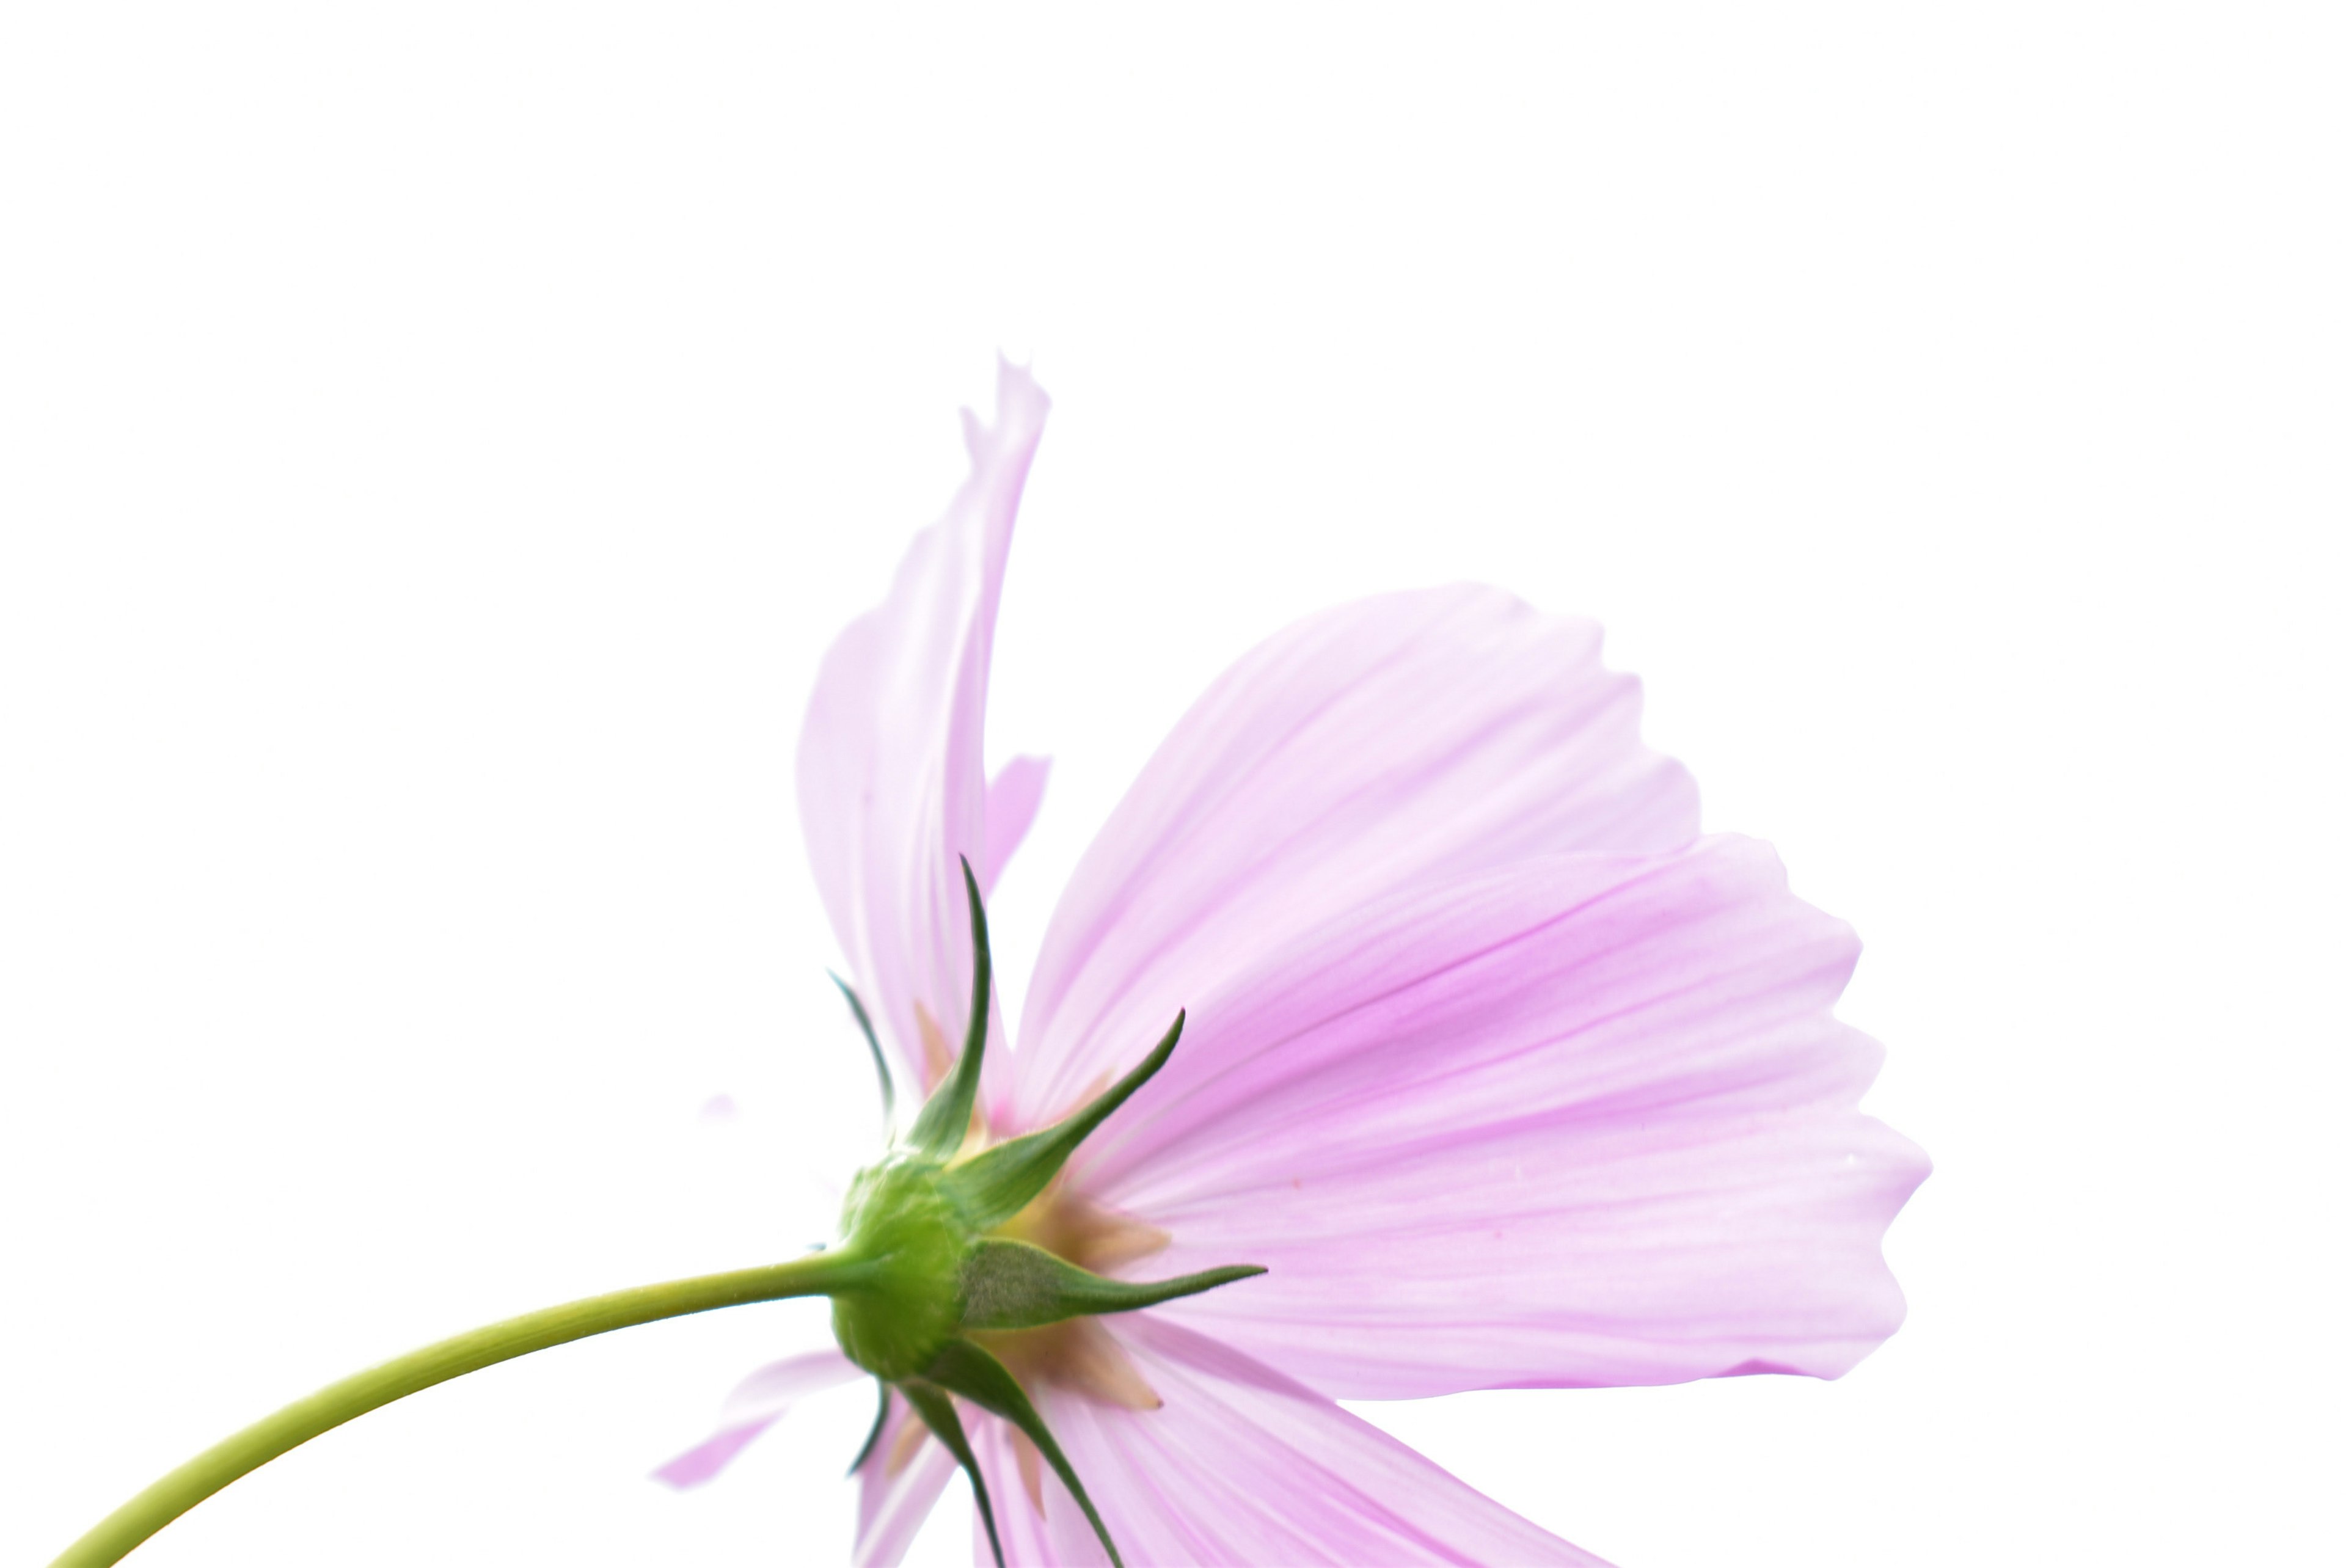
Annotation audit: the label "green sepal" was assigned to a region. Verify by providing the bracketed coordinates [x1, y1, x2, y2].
[896, 1378, 1004, 1568]
[829, 971, 895, 1131]
[847, 1380, 890, 1476]
[908, 859, 991, 1158]
[923, 1338, 1123, 1568]
[940, 1012, 1183, 1230]
[960, 1237, 1265, 1332]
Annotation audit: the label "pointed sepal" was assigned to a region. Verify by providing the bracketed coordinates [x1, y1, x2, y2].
[959, 1237, 1264, 1332]
[940, 1012, 1183, 1230]
[908, 858, 992, 1157]
[896, 1378, 1004, 1568]
[830, 972, 895, 1132]
[923, 1338, 1124, 1568]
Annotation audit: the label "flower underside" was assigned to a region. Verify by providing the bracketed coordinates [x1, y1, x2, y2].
[822, 859, 1264, 1568]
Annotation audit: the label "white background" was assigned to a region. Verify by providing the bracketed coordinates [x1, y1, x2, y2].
[3, 5, 2339, 1566]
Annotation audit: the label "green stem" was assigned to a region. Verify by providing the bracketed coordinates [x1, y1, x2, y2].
[51, 1252, 872, 1568]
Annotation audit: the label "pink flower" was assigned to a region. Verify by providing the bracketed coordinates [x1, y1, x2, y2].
[660, 362, 1927, 1565]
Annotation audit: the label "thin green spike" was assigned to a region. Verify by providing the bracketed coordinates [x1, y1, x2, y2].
[847, 1380, 891, 1476]
[829, 971, 895, 1131]
[924, 1338, 1122, 1568]
[908, 859, 991, 1157]
[959, 1238, 1265, 1332]
[897, 1379, 1004, 1568]
[940, 1012, 1183, 1230]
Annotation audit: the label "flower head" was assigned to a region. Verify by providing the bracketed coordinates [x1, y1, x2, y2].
[660, 363, 1928, 1565]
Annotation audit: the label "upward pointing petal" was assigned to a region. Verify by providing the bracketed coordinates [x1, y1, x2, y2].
[798, 362, 1047, 1087]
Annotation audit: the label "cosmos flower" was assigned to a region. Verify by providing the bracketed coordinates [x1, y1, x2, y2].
[658, 362, 1928, 1566]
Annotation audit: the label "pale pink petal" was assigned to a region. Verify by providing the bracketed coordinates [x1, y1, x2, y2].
[1062, 836, 1927, 1400]
[986, 1316, 1606, 1566]
[971, 1417, 1054, 1566]
[857, 1395, 962, 1568]
[651, 1347, 861, 1488]
[982, 754, 1052, 897]
[1015, 587, 1697, 1123]
[798, 359, 1047, 1087]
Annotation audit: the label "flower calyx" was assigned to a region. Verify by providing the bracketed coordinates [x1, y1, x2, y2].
[822, 859, 1264, 1568]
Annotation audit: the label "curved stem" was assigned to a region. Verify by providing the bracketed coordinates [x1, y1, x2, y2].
[51, 1252, 873, 1568]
